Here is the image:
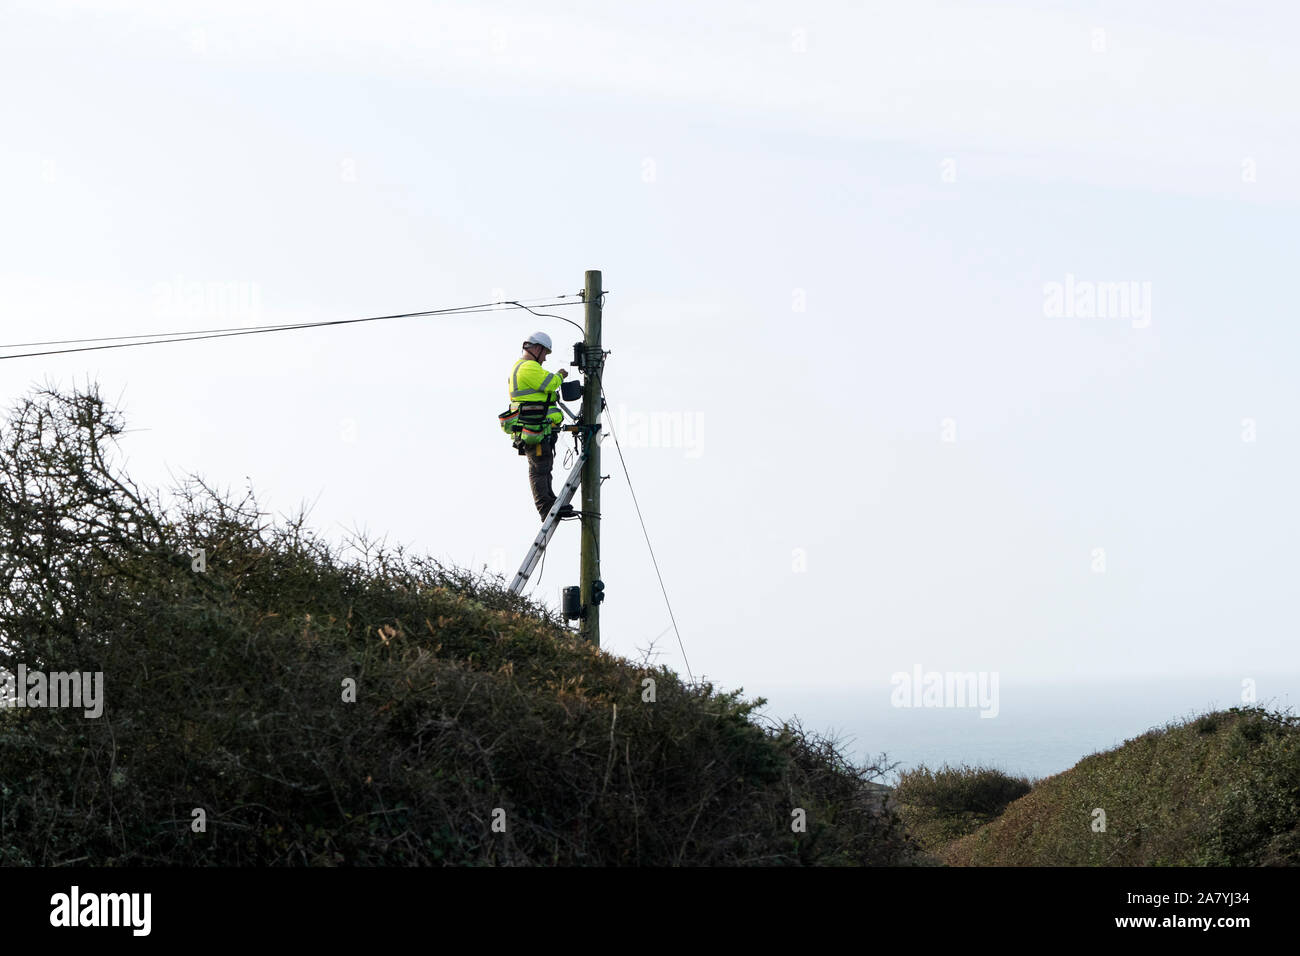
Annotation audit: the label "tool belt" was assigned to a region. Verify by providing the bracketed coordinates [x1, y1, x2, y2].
[499, 400, 554, 448]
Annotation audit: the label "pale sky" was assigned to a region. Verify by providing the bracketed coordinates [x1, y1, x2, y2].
[2, 0, 1296, 699]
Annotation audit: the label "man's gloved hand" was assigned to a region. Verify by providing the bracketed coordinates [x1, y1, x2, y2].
[557, 369, 568, 379]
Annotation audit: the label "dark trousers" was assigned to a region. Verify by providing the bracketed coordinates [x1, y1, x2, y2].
[525, 433, 558, 518]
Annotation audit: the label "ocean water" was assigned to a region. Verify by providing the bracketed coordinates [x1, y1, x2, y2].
[755, 675, 1300, 784]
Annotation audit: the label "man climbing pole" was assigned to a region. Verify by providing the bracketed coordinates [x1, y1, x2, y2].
[499, 331, 576, 521]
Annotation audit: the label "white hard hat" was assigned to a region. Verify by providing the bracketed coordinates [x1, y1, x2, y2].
[524, 331, 553, 351]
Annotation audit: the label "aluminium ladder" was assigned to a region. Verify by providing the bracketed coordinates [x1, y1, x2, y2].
[508, 425, 586, 595]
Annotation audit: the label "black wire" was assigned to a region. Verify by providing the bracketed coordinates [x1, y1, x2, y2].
[596, 376, 694, 685]
[0, 298, 583, 362]
[0, 294, 580, 349]
[508, 300, 584, 335]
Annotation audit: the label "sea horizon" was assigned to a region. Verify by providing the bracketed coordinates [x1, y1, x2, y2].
[757, 675, 1300, 784]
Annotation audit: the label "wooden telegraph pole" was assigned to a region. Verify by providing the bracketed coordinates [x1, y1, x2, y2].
[578, 269, 603, 647]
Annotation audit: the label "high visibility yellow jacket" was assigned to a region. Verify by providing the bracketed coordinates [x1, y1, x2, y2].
[508, 358, 563, 420]
[501, 357, 563, 443]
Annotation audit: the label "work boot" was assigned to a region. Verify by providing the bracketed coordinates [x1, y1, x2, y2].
[556, 504, 577, 518]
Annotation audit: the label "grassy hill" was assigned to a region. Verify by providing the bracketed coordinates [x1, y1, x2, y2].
[4, 386, 1294, 867]
[940, 707, 1300, 866]
[0, 385, 922, 866]
[893, 764, 1033, 855]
